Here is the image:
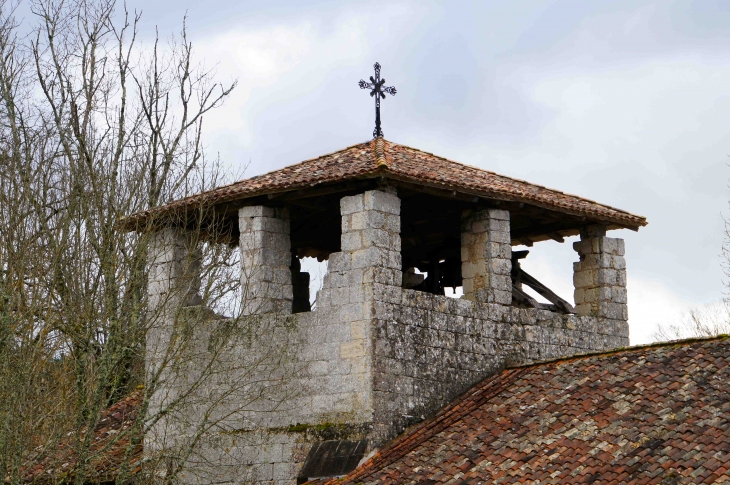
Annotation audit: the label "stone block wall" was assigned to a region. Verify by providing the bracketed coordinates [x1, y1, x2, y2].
[143, 303, 374, 484]
[147, 227, 202, 311]
[239, 206, 293, 315]
[177, 424, 372, 485]
[157, 290, 630, 484]
[573, 226, 628, 322]
[145, 228, 204, 456]
[461, 209, 512, 305]
[305, 189, 402, 424]
[370, 290, 629, 444]
[146, 193, 633, 484]
[179, 431, 300, 485]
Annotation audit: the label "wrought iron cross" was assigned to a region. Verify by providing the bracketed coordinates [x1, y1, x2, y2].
[359, 62, 396, 138]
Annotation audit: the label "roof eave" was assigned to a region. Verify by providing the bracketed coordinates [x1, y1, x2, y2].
[119, 167, 647, 234]
[376, 172, 647, 230]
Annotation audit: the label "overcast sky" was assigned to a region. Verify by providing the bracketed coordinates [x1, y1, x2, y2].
[69, 0, 730, 343]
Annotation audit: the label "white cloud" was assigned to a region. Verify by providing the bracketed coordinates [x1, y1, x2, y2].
[192, 18, 369, 153]
[627, 276, 695, 344]
[189, 3, 427, 175]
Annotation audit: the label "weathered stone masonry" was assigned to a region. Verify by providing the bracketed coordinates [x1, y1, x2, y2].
[239, 206, 293, 315]
[372, 290, 629, 437]
[573, 225, 628, 321]
[461, 208, 512, 305]
[146, 190, 631, 485]
[147, 227, 202, 311]
[146, 227, 204, 458]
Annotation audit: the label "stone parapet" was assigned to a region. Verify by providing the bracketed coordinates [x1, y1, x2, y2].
[239, 206, 293, 315]
[153, 289, 629, 484]
[370, 290, 629, 446]
[573, 226, 628, 321]
[461, 209, 512, 305]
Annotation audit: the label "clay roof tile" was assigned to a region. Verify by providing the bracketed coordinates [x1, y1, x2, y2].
[19, 390, 143, 484]
[122, 139, 646, 230]
[320, 337, 730, 485]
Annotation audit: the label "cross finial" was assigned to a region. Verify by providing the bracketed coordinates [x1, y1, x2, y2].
[359, 62, 396, 138]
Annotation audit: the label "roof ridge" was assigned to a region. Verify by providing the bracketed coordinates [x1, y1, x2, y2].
[374, 137, 387, 168]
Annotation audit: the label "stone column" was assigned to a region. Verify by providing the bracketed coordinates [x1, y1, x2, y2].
[460, 209, 512, 305]
[322, 189, 402, 310]
[340, 189, 402, 281]
[145, 227, 202, 456]
[147, 227, 202, 311]
[573, 225, 628, 321]
[238, 206, 293, 315]
[146, 227, 202, 370]
[308, 189, 401, 427]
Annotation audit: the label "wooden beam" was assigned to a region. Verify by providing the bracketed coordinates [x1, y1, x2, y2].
[511, 222, 581, 240]
[512, 250, 530, 260]
[512, 285, 540, 309]
[394, 179, 500, 205]
[517, 268, 575, 314]
[266, 180, 377, 202]
[547, 232, 565, 243]
[214, 195, 271, 216]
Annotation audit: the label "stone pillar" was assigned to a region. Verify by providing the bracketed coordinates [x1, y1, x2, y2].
[147, 227, 202, 311]
[573, 225, 628, 321]
[238, 206, 293, 315]
[460, 209, 512, 305]
[308, 189, 401, 428]
[339, 189, 402, 284]
[322, 188, 401, 312]
[145, 227, 202, 456]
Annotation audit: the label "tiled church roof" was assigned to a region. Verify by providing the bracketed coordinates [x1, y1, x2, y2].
[319, 336, 730, 485]
[123, 139, 647, 230]
[25, 338, 730, 484]
[20, 390, 143, 484]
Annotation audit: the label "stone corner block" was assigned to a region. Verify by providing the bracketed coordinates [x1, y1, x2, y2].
[487, 208, 510, 221]
[363, 190, 400, 215]
[238, 205, 276, 218]
[580, 224, 607, 239]
[341, 194, 365, 215]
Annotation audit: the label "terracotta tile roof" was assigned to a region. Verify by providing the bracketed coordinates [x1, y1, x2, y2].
[322, 336, 730, 485]
[20, 390, 143, 484]
[123, 138, 647, 230]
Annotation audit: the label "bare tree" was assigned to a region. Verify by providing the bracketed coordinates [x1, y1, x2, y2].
[652, 300, 730, 342]
[0, 1, 297, 483]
